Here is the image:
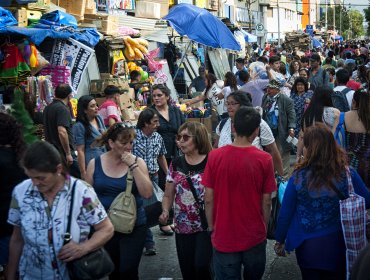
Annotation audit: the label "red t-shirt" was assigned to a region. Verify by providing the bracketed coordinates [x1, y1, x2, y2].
[202, 145, 276, 253]
[346, 80, 361, 91]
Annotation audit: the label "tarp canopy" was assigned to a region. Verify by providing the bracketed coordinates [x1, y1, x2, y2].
[0, 25, 100, 47]
[240, 29, 257, 43]
[163, 4, 241, 51]
[332, 35, 343, 42]
[312, 37, 322, 48]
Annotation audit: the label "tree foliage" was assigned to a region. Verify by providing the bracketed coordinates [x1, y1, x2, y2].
[320, 6, 364, 39]
[364, 6, 370, 36]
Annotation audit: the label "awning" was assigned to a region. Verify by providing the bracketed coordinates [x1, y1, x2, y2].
[240, 29, 257, 43]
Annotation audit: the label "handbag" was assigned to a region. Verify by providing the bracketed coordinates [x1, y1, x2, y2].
[108, 169, 137, 234]
[330, 168, 368, 280]
[267, 195, 280, 240]
[65, 179, 115, 280]
[145, 201, 174, 228]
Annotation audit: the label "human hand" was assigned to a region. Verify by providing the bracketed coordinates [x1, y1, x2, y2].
[66, 154, 73, 166]
[274, 242, 286, 257]
[121, 152, 137, 166]
[288, 129, 295, 138]
[265, 65, 271, 72]
[58, 241, 88, 262]
[159, 210, 169, 225]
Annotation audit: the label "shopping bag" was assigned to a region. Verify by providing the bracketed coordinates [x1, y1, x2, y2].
[267, 195, 280, 240]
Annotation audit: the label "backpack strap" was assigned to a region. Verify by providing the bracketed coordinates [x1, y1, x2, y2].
[219, 118, 228, 132]
[341, 87, 352, 95]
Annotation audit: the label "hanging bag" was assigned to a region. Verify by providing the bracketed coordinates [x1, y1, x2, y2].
[108, 169, 137, 234]
[65, 179, 115, 280]
[329, 168, 368, 280]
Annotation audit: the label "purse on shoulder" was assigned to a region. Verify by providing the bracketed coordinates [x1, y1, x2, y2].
[65, 179, 115, 280]
[108, 169, 137, 234]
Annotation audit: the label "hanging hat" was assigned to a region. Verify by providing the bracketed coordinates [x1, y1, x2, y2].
[266, 79, 281, 89]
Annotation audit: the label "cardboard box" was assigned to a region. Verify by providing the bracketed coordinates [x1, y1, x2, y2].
[135, 1, 161, 19]
[27, 0, 50, 10]
[90, 78, 130, 94]
[9, 8, 27, 27]
[58, 0, 86, 18]
[84, 14, 119, 35]
[186, 117, 212, 134]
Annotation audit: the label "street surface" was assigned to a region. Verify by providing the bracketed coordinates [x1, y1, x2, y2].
[139, 227, 301, 280]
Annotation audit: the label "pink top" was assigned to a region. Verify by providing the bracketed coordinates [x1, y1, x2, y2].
[98, 99, 122, 126]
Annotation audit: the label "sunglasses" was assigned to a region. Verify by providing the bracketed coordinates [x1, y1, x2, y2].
[176, 134, 194, 142]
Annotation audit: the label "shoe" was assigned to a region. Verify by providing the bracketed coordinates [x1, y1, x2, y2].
[144, 247, 156, 256]
[159, 225, 174, 236]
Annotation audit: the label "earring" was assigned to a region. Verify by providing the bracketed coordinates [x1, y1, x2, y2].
[58, 173, 61, 176]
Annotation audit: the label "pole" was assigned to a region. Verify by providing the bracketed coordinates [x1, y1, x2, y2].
[277, 0, 281, 47]
[339, 1, 342, 35]
[333, 1, 336, 32]
[173, 41, 192, 81]
[325, 0, 328, 30]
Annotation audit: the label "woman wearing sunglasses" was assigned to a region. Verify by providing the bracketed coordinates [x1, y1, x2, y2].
[152, 84, 185, 235]
[85, 123, 153, 279]
[159, 122, 213, 280]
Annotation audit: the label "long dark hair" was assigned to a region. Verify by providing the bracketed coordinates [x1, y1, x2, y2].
[352, 89, 370, 132]
[301, 86, 334, 131]
[205, 73, 218, 93]
[291, 77, 309, 93]
[0, 112, 26, 161]
[76, 95, 95, 138]
[295, 123, 347, 190]
[224, 72, 238, 92]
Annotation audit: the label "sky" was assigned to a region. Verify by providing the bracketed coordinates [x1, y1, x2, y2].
[347, 0, 368, 15]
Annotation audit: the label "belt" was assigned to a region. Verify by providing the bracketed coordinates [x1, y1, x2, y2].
[149, 172, 158, 177]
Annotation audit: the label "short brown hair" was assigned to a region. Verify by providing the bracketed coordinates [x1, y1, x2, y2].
[93, 123, 136, 149]
[178, 122, 212, 155]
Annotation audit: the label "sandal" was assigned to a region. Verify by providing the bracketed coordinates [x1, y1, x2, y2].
[159, 225, 174, 236]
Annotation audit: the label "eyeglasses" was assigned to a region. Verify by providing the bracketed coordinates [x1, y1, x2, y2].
[176, 134, 194, 142]
[225, 102, 240, 107]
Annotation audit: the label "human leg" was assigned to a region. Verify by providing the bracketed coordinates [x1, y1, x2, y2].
[213, 248, 242, 280]
[242, 240, 267, 280]
[175, 233, 197, 280]
[144, 229, 156, 256]
[194, 231, 213, 279]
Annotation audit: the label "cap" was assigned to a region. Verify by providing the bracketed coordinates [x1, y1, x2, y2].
[310, 53, 321, 62]
[266, 79, 281, 89]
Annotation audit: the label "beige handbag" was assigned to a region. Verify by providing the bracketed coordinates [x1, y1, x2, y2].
[108, 170, 137, 234]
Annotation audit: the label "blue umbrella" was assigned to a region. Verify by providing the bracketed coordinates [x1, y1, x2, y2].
[312, 37, 322, 48]
[163, 4, 241, 51]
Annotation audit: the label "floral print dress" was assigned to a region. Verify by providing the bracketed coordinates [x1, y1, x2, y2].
[291, 90, 314, 137]
[8, 178, 107, 280]
[166, 155, 208, 234]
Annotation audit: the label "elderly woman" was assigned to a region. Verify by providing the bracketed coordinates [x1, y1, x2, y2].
[0, 113, 27, 267]
[159, 122, 213, 280]
[152, 84, 185, 234]
[86, 123, 153, 279]
[73, 95, 106, 180]
[7, 141, 114, 280]
[274, 124, 370, 280]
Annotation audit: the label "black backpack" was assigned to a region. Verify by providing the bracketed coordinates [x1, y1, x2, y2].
[331, 87, 351, 112]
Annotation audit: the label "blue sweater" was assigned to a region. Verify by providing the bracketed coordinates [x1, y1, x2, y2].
[275, 167, 370, 251]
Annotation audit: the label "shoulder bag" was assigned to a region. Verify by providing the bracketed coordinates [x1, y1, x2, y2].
[108, 169, 137, 234]
[65, 179, 115, 280]
[329, 168, 368, 280]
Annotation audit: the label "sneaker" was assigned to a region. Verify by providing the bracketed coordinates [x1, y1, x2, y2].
[144, 247, 156, 256]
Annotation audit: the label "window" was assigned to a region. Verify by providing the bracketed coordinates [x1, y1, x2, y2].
[267, 7, 273, 17]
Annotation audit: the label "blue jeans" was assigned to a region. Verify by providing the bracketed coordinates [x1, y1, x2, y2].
[0, 236, 11, 264]
[213, 240, 267, 280]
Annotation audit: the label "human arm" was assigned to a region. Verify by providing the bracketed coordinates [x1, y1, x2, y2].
[351, 169, 370, 208]
[121, 153, 153, 198]
[262, 193, 272, 227]
[57, 218, 114, 262]
[264, 142, 284, 176]
[274, 176, 297, 244]
[158, 155, 168, 175]
[331, 108, 341, 134]
[204, 187, 214, 231]
[73, 123, 87, 179]
[76, 145, 87, 180]
[286, 98, 296, 136]
[296, 130, 304, 161]
[85, 158, 95, 186]
[58, 126, 73, 165]
[266, 64, 273, 80]
[185, 93, 207, 106]
[108, 117, 117, 127]
[6, 226, 24, 280]
[159, 181, 176, 224]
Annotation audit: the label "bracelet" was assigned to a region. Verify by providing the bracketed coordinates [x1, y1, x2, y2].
[128, 157, 138, 168]
[130, 164, 139, 171]
[162, 209, 169, 214]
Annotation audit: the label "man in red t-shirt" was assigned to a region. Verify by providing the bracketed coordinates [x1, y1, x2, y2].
[203, 107, 276, 280]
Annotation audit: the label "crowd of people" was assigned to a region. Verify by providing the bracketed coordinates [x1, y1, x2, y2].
[0, 40, 370, 280]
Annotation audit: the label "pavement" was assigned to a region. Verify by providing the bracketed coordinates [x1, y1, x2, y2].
[139, 227, 302, 280]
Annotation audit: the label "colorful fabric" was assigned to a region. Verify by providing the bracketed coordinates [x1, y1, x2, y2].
[0, 44, 30, 84]
[346, 132, 370, 187]
[166, 155, 208, 234]
[7, 178, 107, 280]
[291, 90, 313, 136]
